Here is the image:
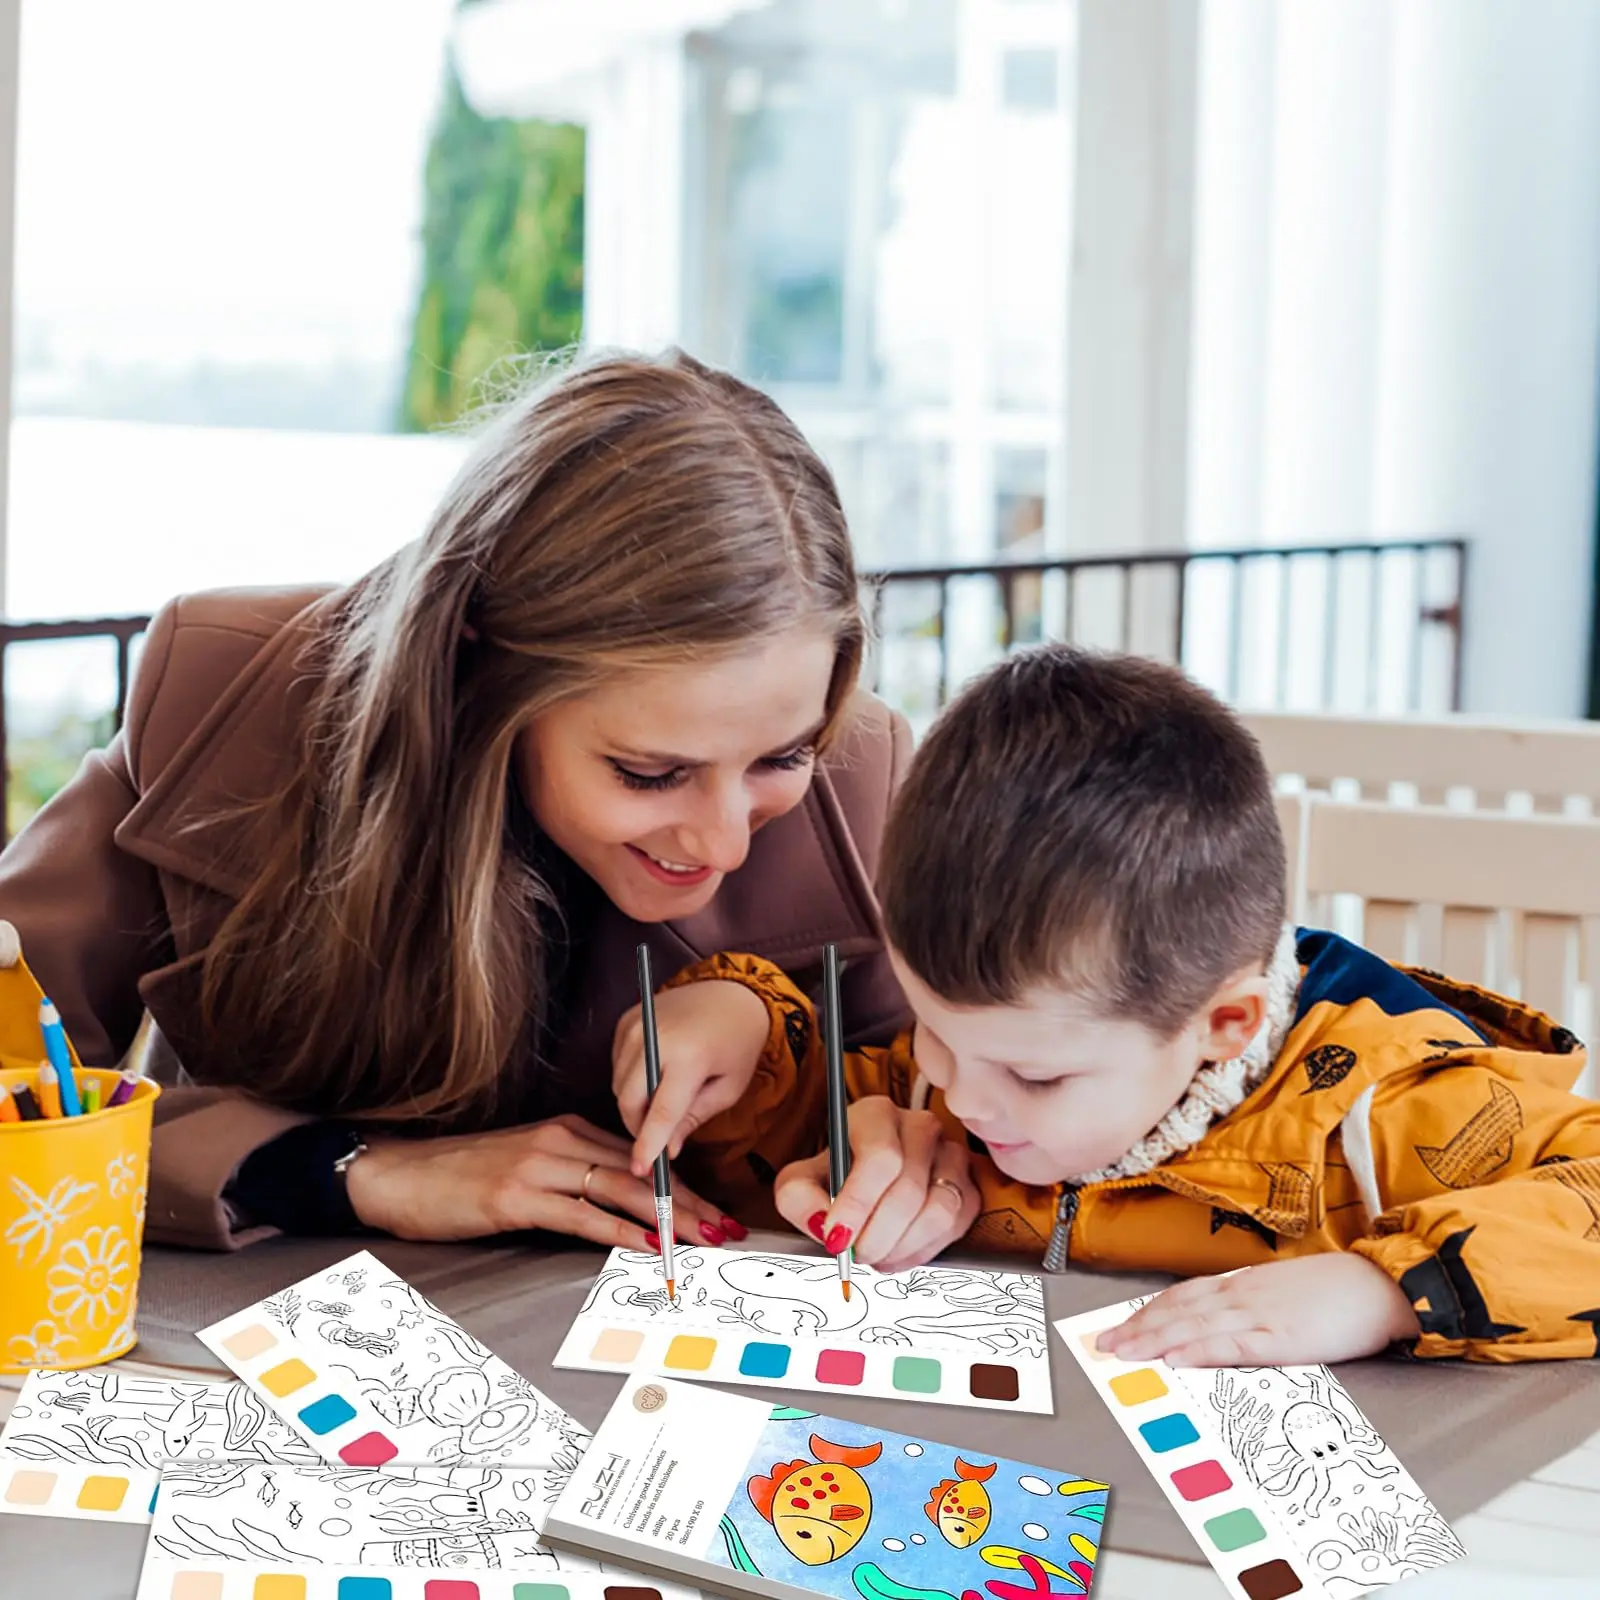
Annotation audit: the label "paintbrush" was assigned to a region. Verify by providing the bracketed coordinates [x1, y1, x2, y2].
[636, 943, 677, 1302]
[823, 941, 852, 1301]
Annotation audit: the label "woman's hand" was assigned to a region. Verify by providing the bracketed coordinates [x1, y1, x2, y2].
[344, 1114, 740, 1247]
[773, 1096, 981, 1273]
[613, 979, 772, 1176]
[1094, 1254, 1423, 1367]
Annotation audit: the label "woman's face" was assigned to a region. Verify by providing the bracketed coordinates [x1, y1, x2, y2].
[516, 625, 839, 922]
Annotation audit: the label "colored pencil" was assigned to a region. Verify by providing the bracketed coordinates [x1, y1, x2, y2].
[0, 1085, 18, 1123]
[11, 1084, 41, 1120]
[82, 1077, 102, 1114]
[106, 1068, 141, 1109]
[823, 941, 853, 1301]
[40, 999, 82, 1116]
[636, 943, 677, 1302]
[36, 1060, 63, 1119]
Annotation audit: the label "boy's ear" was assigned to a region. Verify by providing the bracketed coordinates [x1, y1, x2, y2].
[1197, 971, 1269, 1063]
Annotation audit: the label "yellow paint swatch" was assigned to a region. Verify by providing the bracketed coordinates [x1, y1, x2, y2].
[259, 1358, 317, 1397]
[664, 1334, 717, 1371]
[76, 1475, 129, 1511]
[252, 1578, 308, 1600]
[1108, 1367, 1168, 1407]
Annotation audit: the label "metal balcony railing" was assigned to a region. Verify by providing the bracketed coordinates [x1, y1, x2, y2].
[0, 536, 1467, 842]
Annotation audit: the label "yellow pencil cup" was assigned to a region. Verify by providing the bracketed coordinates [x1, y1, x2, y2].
[0, 941, 160, 1373]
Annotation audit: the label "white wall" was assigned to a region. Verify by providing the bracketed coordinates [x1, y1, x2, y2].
[1189, 0, 1600, 718]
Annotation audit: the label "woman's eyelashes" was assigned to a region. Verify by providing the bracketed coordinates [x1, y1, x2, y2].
[606, 745, 815, 792]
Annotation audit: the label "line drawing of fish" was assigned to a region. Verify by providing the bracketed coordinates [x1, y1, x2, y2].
[717, 1257, 870, 1337]
[747, 1434, 882, 1565]
[926, 1458, 996, 1547]
[145, 1391, 208, 1457]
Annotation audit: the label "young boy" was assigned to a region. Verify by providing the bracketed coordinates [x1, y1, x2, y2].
[667, 646, 1600, 1365]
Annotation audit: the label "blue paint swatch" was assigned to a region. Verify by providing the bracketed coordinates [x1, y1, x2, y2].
[338, 1579, 393, 1599]
[298, 1393, 358, 1435]
[739, 1341, 792, 1379]
[1138, 1412, 1200, 1453]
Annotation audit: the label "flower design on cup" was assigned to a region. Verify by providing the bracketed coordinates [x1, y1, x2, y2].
[46, 1225, 133, 1330]
[7, 1317, 78, 1368]
[108, 1152, 139, 1199]
[5, 1174, 97, 1266]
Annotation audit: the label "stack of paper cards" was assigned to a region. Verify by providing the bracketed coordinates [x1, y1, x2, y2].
[1055, 1296, 1466, 1600]
[554, 1248, 1051, 1414]
[543, 1372, 1110, 1600]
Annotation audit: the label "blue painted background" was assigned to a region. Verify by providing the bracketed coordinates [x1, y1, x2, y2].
[705, 1410, 1110, 1600]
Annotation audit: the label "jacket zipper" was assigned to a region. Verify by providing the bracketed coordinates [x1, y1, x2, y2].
[1042, 1185, 1079, 1272]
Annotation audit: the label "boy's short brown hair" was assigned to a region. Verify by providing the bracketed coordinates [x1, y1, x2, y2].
[879, 646, 1286, 1036]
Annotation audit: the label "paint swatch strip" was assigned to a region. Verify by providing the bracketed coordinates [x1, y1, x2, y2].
[135, 1565, 674, 1600]
[0, 1458, 155, 1526]
[557, 1246, 1052, 1414]
[1054, 1298, 1466, 1600]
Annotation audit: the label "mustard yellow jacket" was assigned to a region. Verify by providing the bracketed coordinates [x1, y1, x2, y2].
[675, 930, 1600, 1363]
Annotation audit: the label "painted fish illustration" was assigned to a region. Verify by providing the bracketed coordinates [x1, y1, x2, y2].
[718, 1257, 870, 1336]
[926, 1458, 996, 1547]
[747, 1434, 882, 1565]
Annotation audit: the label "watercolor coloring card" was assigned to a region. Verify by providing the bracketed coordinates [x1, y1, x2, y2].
[134, 1456, 709, 1600]
[554, 1249, 1051, 1414]
[199, 1250, 592, 1474]
[544, 1373, 1108, 1600]
[0, 1368, 322, 1526]
[1055, 1297, 1465, 1600]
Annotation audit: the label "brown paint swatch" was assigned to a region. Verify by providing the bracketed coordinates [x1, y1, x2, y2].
[604, 1589, 663, 1600]
[1238, 1559, 1304, 1599]
[968, 1362, 1020, 1401]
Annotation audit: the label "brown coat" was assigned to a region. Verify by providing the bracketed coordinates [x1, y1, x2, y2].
[0, 587, 911, 1250]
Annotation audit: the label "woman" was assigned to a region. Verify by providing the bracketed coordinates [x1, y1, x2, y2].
[0, 350, 910, 1250]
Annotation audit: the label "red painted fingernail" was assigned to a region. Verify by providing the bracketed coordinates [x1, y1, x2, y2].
[807, 1211, 828, 1242]
[699, 1221, 726, 1246]
[825, 1225, 852, 1254]
[720, 1215, 748, 1241]
[645, 1230, 661, 1251]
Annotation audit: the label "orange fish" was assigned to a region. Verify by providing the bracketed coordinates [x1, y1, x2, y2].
[925, 1457, 997, 1548]
[748, 1434, 883, 1565]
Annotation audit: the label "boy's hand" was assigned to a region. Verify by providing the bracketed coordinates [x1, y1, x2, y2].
[1096, 1253, 1423, 1367]
[774, 1096, 981, 1273]
[614, 979, 772, 1180]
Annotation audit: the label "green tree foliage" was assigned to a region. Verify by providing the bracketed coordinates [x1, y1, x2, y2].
[400, 50, 585, 432]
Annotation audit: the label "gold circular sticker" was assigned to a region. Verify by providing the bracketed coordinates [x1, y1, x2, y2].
[634, 1383, 668, 1413]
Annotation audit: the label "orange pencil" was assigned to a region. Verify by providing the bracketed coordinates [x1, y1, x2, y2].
[36, 1060, 63, 1119]
[0, 1086, 18, 1124]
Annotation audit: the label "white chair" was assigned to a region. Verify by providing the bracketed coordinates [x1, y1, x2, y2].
[1244, 710, 1600, 815]
[1290, 795, 1600, 1095]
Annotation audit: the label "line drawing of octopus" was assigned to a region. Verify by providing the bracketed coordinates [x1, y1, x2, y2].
[1257, 1386, 1399, 1516]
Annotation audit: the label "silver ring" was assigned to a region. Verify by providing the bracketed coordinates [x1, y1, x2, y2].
[931, 1177, 965, 1205]
[581, 1163, 599, 1201]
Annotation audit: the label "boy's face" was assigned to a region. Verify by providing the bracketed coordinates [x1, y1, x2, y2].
[888, 950, 1265, 1187]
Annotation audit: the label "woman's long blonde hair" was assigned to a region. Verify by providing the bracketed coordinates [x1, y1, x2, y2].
[200, 349, 865, 1122]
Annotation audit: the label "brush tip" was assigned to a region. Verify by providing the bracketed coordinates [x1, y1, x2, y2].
[842, 1281, 851, 1301]
[667, 1280, 676, 1301]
